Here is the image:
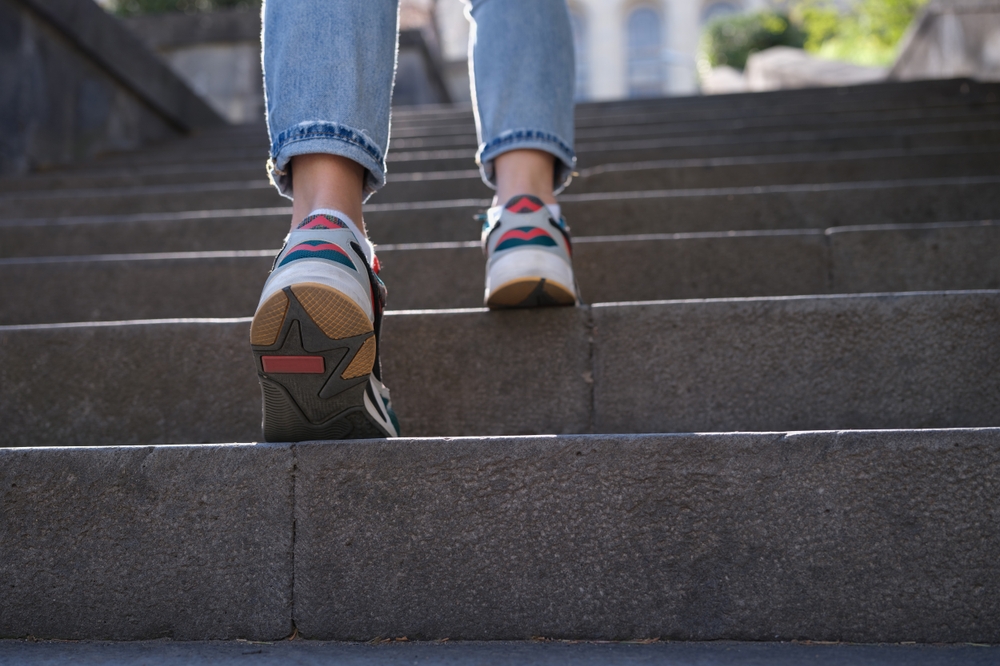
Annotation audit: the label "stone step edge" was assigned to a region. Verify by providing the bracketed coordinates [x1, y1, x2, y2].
[4, 174, 1000, 227]
[3, 220, 997, 267]
[3, 427, 999, 642]
[2, 288, 997, 332]
[4, 144, 998, 201]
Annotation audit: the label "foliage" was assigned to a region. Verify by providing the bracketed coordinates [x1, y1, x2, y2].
[700, 11, 806, 71]
[792, 0, 929, 67]
[109, 0, 259, 17]
[699, 0, 928, 72]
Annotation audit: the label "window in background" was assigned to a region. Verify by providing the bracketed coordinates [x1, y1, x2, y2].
[701, 2, 740, 25]
[626, 5, 665, 97]
[570, 8, 589, 100]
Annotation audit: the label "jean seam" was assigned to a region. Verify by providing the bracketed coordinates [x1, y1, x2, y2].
[477, 129, 576, 165]
[270, 123, 386, 172]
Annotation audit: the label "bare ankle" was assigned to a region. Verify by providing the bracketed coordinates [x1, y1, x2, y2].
[493, 149, 557, 207]
[289, 154, 367, 234]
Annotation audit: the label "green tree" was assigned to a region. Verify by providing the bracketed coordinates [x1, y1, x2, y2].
[792, 0, 929, 66]
[700, 11, 806, 71]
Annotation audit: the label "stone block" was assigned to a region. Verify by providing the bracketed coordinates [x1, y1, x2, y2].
[0, 320, 259, 446]
[830, 220, 1000, 293]
[0, 209, 290, 260]
[292, 429, 1000, 642]
[573, 231, 829, 303]
[0, 444, 293, 640]
[380, 306, 592, 436]
[592, 291, 1000, 433]
[0, 254, 271, 325]
[575, 148, 1000, 194]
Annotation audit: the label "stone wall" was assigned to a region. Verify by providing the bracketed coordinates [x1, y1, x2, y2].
[0, 0, 222, 176]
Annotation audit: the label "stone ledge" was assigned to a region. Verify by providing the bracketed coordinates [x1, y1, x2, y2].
[0, 291, 997, 445]
[0, 443, 293, 640]
[294, 429, 1000, 642]
[2, 429, 998, 642]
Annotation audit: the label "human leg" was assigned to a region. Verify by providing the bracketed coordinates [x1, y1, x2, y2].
[250, 0, 401, 441]
[465, 0, 579, 307]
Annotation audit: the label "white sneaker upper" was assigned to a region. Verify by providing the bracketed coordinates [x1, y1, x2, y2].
[482, 194, 578, 307]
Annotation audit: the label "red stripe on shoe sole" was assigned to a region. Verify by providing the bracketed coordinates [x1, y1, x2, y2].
[262, 356, 325, 374]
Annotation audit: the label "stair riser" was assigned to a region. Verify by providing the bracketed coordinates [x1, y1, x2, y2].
[6, 144, 995, 194]
[363, 180, 1000, 244]
[3, 180, 998, 256]
[1, 292, 996, 445]
[389, 101, 1000, 139]
[4, 224, 999, 324]
[388, 109, 1000, 152]
[63, 116, 1000, 171]
[9, 124, 994, 190]
[8, 150, 997, 216]
[3, 429, 999, 641]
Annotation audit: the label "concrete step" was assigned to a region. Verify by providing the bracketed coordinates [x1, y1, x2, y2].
[4, 147, 997, 214]
[1, 290, 996, 445]
[2, 428, 998, 641]
[2, 640, 997, 665]
[302, 78, 1000, 133]
[50, 109, 998, 171]
[4, 221, 998, 324]
[388, 108, 1000, 152]
[3, 176, 998, 256]
[5, 116, 1000, 189]
[5, 120, 995, 193]
[388, 98, 1000, 139]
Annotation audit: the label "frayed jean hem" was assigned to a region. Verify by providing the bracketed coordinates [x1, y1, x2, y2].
[477, 129, 577, 195]
[267, 121, 387, 200]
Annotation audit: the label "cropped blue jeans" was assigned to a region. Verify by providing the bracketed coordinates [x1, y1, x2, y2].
[262, 0, 576, 200]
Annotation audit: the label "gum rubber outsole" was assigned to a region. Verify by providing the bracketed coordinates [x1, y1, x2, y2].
[250, 282, 389, 442]
[486, 277, 577, 309]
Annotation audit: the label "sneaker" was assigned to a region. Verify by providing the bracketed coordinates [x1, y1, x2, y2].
[483, 194, 578, 308]
[249, 214, 400, 441]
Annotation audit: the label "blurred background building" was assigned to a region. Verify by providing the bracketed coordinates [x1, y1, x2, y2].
[436, 0, 749, 101]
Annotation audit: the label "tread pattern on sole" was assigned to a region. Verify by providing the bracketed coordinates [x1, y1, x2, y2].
[342, 335, 376, 379]
[487, 277, 576, 309]
[291, 283, 371, 339]
[251, 282, 385, 442]
[250, 291, 289, 346]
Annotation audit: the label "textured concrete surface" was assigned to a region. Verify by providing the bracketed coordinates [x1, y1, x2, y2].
[830, 221, 1000, 292]
[1, 292, 998, 445]
[0, 444, 293, 640]
[294, 429, 1000, 642]
[380, 306, 593, 437]
[0, 252, 272, 324]
[0, 230, 829, 322]
[6, 221, 999, 323]
[574, 147, 1000, 194]
[593, 291, 1000, 433]
[0, 319, 260, 445]
[1, 639, 997, 665]
[0, 209, 291, 259]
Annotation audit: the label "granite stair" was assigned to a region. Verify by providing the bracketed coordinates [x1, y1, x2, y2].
[1, 78, 998, 644]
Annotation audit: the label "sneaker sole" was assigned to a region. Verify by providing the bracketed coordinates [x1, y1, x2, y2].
[250, 282, 390, 441]
[486, 277, 577, 308]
